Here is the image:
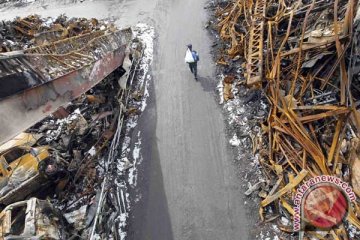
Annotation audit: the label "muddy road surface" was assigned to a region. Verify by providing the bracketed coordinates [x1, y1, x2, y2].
[1, 0, 255, 239]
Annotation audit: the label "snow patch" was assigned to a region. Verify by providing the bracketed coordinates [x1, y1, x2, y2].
[128, 132, 142, 187]
[114, 23, 154, 240]
[88, 146, 96, 156]
[229, 134, 241, 147]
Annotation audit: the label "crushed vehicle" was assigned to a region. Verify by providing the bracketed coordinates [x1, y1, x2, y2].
[0, 198, 73, 240]
[0, 133, 67, 205]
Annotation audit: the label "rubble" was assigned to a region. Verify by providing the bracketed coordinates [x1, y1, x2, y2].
[0, 14, 116, 52]
[0, 67, 129, 239]
[87, 24, 154, 240]
[0, 198, 73, 239]
[0, 14, 132, 146]
[209, 0, 360, 238]
[0, 13, 153, 239]
[0, 132, 66, 205]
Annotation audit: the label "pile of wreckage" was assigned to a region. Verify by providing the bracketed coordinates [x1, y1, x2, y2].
[0, 14, 117, 52]
[213, 0, 360, 238]
[0, 15, 144, 239]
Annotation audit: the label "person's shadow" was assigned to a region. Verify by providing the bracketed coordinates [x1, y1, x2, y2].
[197, 76, 216, 92]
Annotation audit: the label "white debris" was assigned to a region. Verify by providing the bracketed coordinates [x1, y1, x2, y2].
[63, 205, 87, 229]
[73, 108, 81, 115]
[126, 117, 138, 129]
[133, 141, 141, 161]
[244, 181, 264, 196]
[118, 213, 128, 240]
[43, 17, 54, 27]
[272, 224, 280, 232]
[281, 216, 289, 226]
[348, 224, 360, 238]
[216, 74, 224, 104]
[118, 157, 133, 172]
[88, 146, 96, 156]
[229, 134, 241, 147]
[128, 132, 142, 187]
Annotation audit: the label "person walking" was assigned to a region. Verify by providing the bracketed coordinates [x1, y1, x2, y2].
[184, 44, 199, 80]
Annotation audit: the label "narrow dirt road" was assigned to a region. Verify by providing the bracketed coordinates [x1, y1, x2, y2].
[1, 0, 254, 239]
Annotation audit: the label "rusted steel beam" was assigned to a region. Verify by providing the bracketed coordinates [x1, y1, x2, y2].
[13, 18, 39, 36]
[0, 29, 132, 145]
[246, 0, 266, 87]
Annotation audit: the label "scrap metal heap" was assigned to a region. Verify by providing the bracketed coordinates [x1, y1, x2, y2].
[0, 30, 127, 98]
[216, 0, 360, 238]
[28, 67, 134, 239]
[0, 15, 143, 239]
[0, 62, 141, 239]
[0, 15, 117, 52]
[0, 15, 132, 145]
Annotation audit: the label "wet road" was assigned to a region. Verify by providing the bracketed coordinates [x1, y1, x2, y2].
[1, 0, 253, 239]
[127, 1, 253, 239]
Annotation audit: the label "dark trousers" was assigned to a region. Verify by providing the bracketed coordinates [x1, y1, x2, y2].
[188, 62, 197, 78]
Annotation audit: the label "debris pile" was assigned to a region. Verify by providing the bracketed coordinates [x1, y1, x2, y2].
[0, 67, 126, 238]
[0, 66, 131, 238]
[0, 132, 68, 206]
[0, 14, 116, 52]
[0, 13, 152, 239]
[211, 0, 360, 238]
[29, 67, 124, 207]
[0, 198, 73, 239]
[0, 14, 132, 146]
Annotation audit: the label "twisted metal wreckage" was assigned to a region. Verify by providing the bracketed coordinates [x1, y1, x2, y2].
[216, 0, 360, 238]
[0, 15, 146, 239]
